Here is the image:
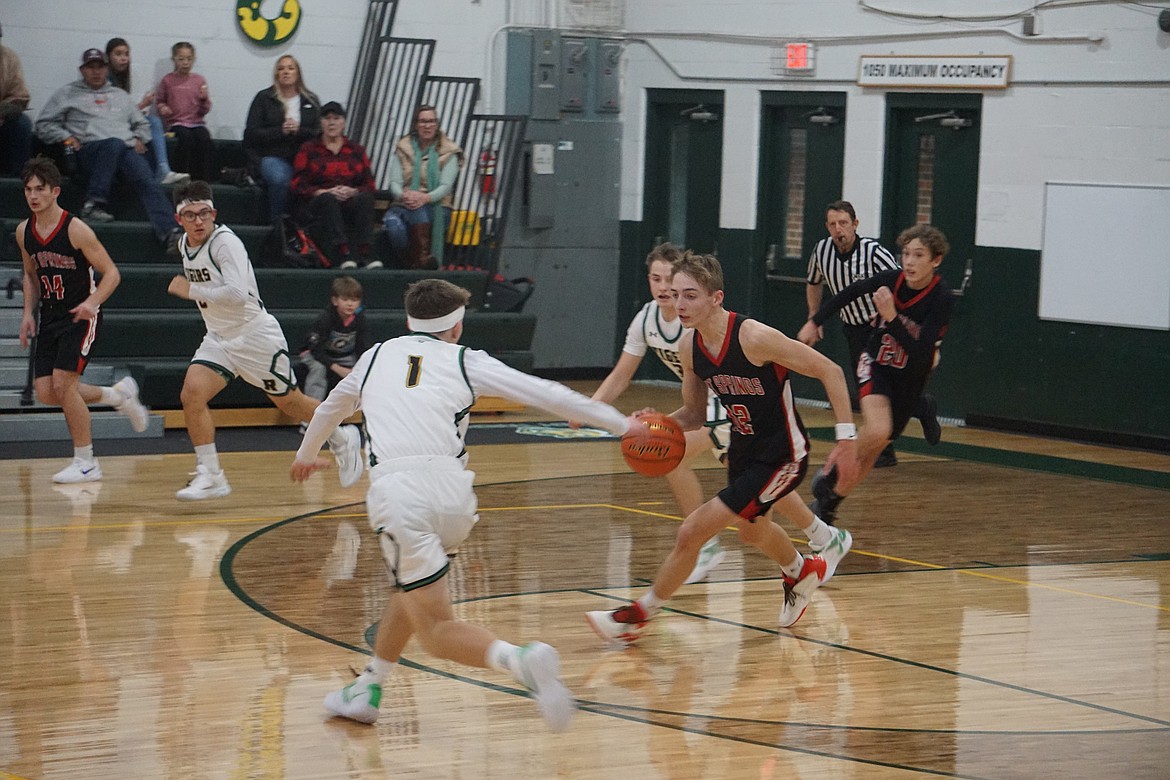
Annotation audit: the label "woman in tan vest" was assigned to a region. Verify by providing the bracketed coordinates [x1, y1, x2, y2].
[382, 105, 463, 268]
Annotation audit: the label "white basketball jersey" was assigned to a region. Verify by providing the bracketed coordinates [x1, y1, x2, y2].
[181, 226, 266, 338]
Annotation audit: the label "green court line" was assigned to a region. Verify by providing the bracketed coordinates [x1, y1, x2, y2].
[808, 429, 1170, 491]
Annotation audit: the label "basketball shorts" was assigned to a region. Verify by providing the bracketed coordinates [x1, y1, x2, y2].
[858, 354, 925, 440]
[366, 456, 480, 591]
[718, 454, 808, 521]
[192, 313, 297, 396]
[34, 312, 100, 378]
[705, 395, 731, 463]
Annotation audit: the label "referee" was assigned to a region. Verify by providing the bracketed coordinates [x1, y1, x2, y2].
[797, 200, 934, 467]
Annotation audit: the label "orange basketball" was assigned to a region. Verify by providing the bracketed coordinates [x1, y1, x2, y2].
[621, 412, 686, 477]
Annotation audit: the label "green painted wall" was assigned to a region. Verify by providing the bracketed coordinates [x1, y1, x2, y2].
[621, 224, 1170, 442]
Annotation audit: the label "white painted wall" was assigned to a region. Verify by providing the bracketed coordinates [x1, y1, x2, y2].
[8, 0, 1169, 253]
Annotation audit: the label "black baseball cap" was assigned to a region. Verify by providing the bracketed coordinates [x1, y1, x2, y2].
[80, 48, 107, 66]
[320, 101, 346, 117]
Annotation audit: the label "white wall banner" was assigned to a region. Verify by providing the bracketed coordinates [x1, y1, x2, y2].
[858, 55, 1012, 89]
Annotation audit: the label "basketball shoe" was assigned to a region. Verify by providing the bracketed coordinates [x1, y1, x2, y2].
[113, 376, 149, 433]
[918, 393, 942, 446]
[515, 642, 576, 732]
[778, 555, 827, 628]
[809, 466, 843, 525]
[809, 527, 852, 584]
[683, 538, 727, 584]
[324, 678, 382, 724]
[585, 601, 651, 644]
[176, 464, 232, 500]
[333, 425, 364, 488]
[53, 457, 102, 484]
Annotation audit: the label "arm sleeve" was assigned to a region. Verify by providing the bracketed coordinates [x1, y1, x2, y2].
[388, 154, 405, 198]
[243, 93, 281, 147]
[302, 308, 330, 356]
[197, 75, 211, 116]
[806, 245, 824, 285]
[871, 241, 900, 273]
[354, 312, 371, 357]
[427, 155, 460, 203]
[355, 146, 376, 192]
[811, 271, 892, 327]
[884, 286, 955, 361]
[33, 89, 70, 143]
[290, 143, 315, 196]
[185, 235, 251, 307]
[465, 350, 629, 436]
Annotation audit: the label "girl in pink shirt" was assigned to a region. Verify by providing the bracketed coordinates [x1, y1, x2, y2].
[155, 42, 213, 181]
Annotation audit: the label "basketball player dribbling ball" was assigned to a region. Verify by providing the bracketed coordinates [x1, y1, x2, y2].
[290, 278, 642, 731]
[167, 180, 362, 500]
[577, 242, 731, 584]
[586, 252, 859, 643]
[16, 156, 149, 483]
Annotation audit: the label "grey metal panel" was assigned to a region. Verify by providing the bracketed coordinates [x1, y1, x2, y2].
[531, 32, 562, 120]
[560, 38, 588, 113]
[596, 42, 623, 113]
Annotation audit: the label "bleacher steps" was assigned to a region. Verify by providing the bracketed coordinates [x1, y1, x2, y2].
[0, 408, 164, 442]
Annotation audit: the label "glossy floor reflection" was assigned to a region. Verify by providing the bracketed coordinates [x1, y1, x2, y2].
[2, 403, 1169, 779]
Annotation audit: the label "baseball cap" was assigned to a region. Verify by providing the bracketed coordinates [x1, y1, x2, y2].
[320, 101, 346, 117]
[80, 48, 107, 66]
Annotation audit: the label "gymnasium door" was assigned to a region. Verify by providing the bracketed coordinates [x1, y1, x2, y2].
[643, 90, 724, 254]
[756, 93, 847, 277]
[881, 93, 981, 288]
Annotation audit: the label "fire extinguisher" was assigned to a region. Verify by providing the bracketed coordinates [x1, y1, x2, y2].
[478, 149, 497, 195]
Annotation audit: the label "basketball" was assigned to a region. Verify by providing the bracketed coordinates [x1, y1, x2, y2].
[621, 412, 686, 477]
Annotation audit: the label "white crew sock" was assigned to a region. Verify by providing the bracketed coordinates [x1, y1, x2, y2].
[194, 443, 220, 473]
[803, 517, 835, 548]
[780, 553, 806, 580]
[74, 444, 95, 463]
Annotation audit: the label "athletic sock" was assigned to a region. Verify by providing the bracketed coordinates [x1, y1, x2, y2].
[358, 656, 397, 684]
[194, 443, 221, 473]
[637, 589, 666, 617]
[780, 553, 806, 580]
[98, 386, 120, 406]
[485, 639, 522, 678]
[803, 517, 835, 548]
[74, 444, 95, 463]
[326, 427, 348, 450]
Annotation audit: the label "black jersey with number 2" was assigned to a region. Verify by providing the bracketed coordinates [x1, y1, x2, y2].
[690, 312, 809, 467]
[24, 211, 93, 318]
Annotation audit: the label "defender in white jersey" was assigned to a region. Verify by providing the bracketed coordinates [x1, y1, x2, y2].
[291, 279, 638, 732]
[166, 180, 362, 500]
[582, 243, 729, 583]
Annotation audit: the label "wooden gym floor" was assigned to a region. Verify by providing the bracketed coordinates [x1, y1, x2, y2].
[2, 382, 1168, 779]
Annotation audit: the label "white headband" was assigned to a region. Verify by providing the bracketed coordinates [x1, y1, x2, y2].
[407, 306, 466, 333]
[175, 198, 215, 214]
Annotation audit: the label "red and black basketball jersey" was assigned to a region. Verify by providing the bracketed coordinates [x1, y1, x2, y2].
[691, 312, 809, 466]
[24, 211, 94, 317]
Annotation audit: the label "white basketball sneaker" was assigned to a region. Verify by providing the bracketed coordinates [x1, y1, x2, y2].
[515, 642, 576, 732]
[113, 376, 149, 433]
[323, 678, 382, 724]
[333, 425, 364, 488]
[684, 538, 727, 584]
[176, 464, 232, 501]
[53, 458, 102, 484]
[809, 527, 852, 584]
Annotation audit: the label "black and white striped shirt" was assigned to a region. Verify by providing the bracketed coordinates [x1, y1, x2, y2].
[806, 236, 900, 326]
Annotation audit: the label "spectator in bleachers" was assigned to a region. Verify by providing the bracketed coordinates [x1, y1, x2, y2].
[155, 42, 213, 182]
[0, 22, 32, 176]
[295, 275, 370, 404]
[290, 101, 377, 269]
[34, 48, 182, 253]
[382, 105, 463, 269]
[105, 37, 188, 186]
[243, 54, 320, 225]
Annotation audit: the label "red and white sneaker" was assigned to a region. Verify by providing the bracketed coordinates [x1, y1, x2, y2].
[585, 602, 651, 644]
[778, 555, 827, 628]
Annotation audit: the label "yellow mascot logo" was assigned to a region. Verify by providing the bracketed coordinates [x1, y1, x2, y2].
[238, 0, 302, 47]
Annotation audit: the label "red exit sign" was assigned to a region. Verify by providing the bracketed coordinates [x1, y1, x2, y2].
[785, 42, 815, 73]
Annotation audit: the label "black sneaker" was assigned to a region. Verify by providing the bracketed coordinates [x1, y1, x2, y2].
[810, 466, 843, 525]
[874, 445, 897, 468]
[918, 394, 941, 446]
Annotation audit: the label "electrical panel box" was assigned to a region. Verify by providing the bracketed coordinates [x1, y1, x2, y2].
[526, 142, 556, 228]
[596, 42, 622, 113]
[560, 38, 588, 112]
[531, 33, 561, 120]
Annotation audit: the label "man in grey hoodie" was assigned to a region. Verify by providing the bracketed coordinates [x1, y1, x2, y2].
[34, 48, 179, 253]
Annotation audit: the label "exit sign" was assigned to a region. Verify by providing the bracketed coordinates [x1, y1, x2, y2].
[785, 42, 815, 73]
